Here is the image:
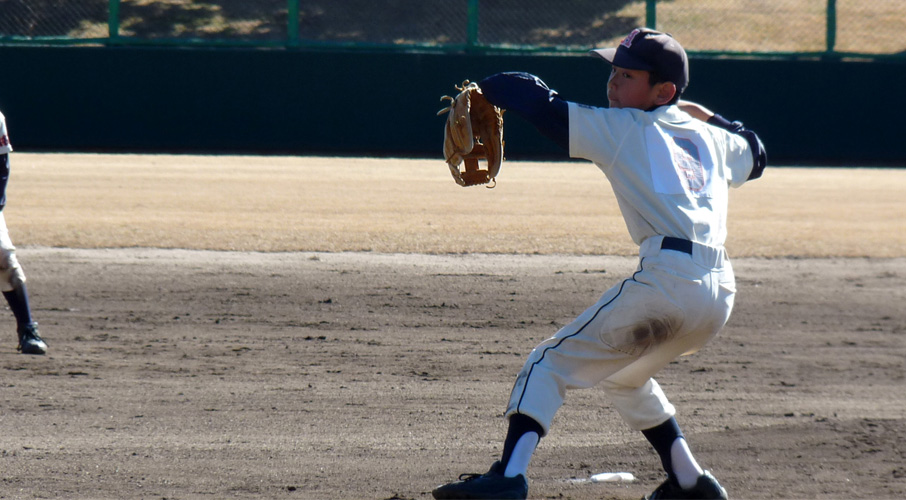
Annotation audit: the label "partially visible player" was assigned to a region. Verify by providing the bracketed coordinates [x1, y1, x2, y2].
[432, 28, 766, 500]
[0, 110, 47, 355]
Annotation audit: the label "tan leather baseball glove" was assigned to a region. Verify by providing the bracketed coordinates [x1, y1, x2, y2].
[437, 81, 504, 187]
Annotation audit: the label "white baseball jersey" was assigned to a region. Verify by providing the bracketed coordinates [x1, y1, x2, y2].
[0, 111, 12, 155]
[568, 103, 754, 247]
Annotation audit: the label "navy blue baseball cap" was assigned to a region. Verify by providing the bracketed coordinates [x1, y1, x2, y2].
[590, 28, 689, 94]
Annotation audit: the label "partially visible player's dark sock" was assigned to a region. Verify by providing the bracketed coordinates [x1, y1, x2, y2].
[500, 413, 544, 477]
[643, 417, 684, 484]
[3, 285, 34, 329]
[642, 417, 703, 489]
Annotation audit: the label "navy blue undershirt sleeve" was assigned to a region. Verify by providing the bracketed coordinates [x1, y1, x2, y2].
[478, 72, 570, 152]
[0, 153, 9, 211]
[708, 113, 767, 180]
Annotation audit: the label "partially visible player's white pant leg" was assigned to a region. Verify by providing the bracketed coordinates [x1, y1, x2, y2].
[505, 237, 736, 434]
[0, 212, 25, 292]
[600, 378, 675, 431]
[505, 280, 643, 435]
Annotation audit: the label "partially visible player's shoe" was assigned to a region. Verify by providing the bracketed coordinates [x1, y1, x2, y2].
[644, 471, 728, 500]
[432, 461, 528, 499]
[17, 322, 47, 355]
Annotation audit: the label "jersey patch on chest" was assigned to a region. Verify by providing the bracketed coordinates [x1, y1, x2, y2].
[646, 124, 714, 198]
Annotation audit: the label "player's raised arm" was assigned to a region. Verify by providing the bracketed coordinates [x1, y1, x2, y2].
[478, 72, 570, 152]
[679, 99, 767, 181]
[677, 100, 715, 122]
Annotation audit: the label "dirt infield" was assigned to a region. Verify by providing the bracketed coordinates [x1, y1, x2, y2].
[1, 154, 905, 499]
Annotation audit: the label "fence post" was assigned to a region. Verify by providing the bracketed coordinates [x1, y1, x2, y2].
[826, 0, 837, 54]
[108, 0, 121, 42]
[287, 0, 300, 47]
[646, 0, 657, 29]
[467, 0, 480, 49]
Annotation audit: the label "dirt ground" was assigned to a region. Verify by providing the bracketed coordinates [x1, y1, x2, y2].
[0, 155, 905, 499]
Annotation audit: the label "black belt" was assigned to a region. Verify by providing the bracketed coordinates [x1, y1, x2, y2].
[661, 237, 693, 255]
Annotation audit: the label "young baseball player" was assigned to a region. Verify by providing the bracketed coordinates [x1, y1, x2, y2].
[432, 28, 766, 500]
[0, 110, 48, 355]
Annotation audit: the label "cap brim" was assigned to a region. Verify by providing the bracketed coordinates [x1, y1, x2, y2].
[589, 48, 616, 63]
[589, 47, 654, 71]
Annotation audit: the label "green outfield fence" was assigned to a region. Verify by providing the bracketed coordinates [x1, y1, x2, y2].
[0, 0, 903, 59]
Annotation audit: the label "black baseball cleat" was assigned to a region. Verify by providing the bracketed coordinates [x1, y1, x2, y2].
[17, 322, 47, 355]
[432, 461, 528, 500]
[643, 471, 728, 500]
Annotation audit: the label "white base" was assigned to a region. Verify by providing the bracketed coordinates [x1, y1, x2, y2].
[590, 472, 635, 483]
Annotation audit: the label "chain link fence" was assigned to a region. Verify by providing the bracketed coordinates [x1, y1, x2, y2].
[0, 0, 108, 39]
[1, 1, 903, 57]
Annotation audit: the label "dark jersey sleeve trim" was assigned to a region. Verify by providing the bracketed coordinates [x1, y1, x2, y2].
[479, 72, 570, 152]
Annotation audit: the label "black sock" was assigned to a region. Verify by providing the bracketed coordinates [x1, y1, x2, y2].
[3, 285, 34, 329]
[642, 417, 684, 484]
[500, 413, 544, 468]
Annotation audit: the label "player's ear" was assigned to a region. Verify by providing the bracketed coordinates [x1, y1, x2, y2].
[654, 81, 677, 106]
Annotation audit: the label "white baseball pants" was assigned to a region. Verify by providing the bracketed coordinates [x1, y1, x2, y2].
[0, 211, 25, 292]
[506, 235, 736, 432]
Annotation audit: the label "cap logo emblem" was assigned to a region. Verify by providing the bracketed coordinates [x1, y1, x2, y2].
[621, 28, 641, 48]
